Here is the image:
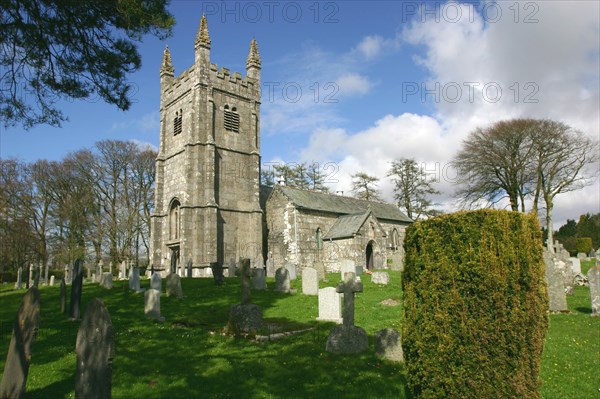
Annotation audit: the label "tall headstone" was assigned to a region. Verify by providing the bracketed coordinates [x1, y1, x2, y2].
[150, 273, 162, 292]
[266, 257, 275, 278]
[70, 259, 84, 320]
[166, 273, 183, 298]
[49, 275, 55, 286]
[285, 262, 297, 280]
[340, 259, 356, 280]
[28, 263, 34, 288]
[326, 272, 368, 354]
[15, 266, 23, 289]
[240, 259, 252, 305]
[119, 261, 126, 280]
[302, 267, 318, 296]
[99, 273, 113, 289]
[144, 289, 163, 321]
[588, 266, 600, 317]
[275, 267, 291, 293]
[186, 259, 193, 278]
[128, 267, 140, 292]
[317, 287, 343, 324]
[0, 287, 41, 399]
[314, 261, 326, 281]
[97, 260, 104, 277]
[569, 258, 582, 274]
[60, 278, 67, 314]
[75, 298, 114, 399]
[543, 251, 568, 312]
[252, 268, 267, 290]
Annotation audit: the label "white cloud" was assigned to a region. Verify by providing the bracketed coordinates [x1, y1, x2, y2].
[335, 73, 372, 96]
[355, 35, 385, 59]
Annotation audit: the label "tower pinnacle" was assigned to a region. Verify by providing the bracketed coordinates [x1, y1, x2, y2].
[195, 14, 211, 49]
[160, 46, 174, 76]
[246, 38, 261, 69]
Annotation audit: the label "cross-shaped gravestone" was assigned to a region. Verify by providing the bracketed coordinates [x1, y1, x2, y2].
[240, 258, 251, 305]
[336, 272, 362, 327]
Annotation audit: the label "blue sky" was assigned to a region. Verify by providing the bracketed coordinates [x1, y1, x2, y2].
[1, 1, 599, 227]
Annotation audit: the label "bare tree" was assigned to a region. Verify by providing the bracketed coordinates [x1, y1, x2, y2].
[452, 119, 537, 211]
[351, 172, 382, 202]
[388, 158, 439, 220]
[529, 121, 599, 252]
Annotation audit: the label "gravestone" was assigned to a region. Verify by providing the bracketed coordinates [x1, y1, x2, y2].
[0, 287, 41, 399]
[128, 268, 140, 292]
[266, 257, 275, 278]
[166, 273, 183, 298]
[150, 273, 162, 292]
[70, 259, 84, 320]
[543, 251, 568, 312]
[285, 262, 297, 280]
[326, 272, 368, 354]
[210, 262, 224, 286]
[340, 259, 356, 279]
[49, 275, 55, 286]
[374, 328, 403, 362]
[99, 273, 113, 289]
[569, 258, 582, 274]
[15, 266, 23, 289]
[144, 289, 163, 321]
[75, 298, 114, 399]
[96, 260, 104, 277]
[275, 267, 291, 293]
[317, 287, 343, 324]
[228, 258, 263, 334]
[252, 268, 267, 290]
[302, 267, 318, 296]
[314, 261, 326, 281]
[28, 263, 34, 288]
[119, 261, 126, 280]
[228, 258, 237, 277]
[60, 278, 67, 314]
[186, 259, 193, 278]
[371, 271, 390, 285]
[577, 252, 587, 260]
[588, 266, 600, 317]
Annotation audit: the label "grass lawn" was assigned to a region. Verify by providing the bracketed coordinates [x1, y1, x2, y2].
[0, 268, 598, 399]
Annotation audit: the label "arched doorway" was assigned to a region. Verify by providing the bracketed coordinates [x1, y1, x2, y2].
[366, 241, 375, 271]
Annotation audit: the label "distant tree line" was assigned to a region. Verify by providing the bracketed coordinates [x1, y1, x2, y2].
[550, 213, 600, 254]
[0, 140, 156, 276]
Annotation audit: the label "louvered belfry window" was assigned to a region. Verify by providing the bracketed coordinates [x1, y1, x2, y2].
[224, 105, 239, 133]
[174, 109, 182, 135]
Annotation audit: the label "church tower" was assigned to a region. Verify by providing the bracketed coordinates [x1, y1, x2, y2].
[150, 16, 263, 275]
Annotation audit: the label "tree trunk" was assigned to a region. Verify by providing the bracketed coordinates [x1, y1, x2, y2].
[545, 197, 554, 253]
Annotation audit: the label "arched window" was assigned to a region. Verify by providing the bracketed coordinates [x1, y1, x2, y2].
[316, 228, 322, 250]
[391, 228, 399, 252]
[169, 200, 181, 240]
[224, 104, 240, 133]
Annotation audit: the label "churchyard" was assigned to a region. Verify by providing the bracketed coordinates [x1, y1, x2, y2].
[0, 264, 598, 398]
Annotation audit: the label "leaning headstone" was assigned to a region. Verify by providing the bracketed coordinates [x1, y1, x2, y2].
[340, 259, 356, 280]
[374, 328, 403, 362]
[128, 267, 140, 292]
[252, 268, 267, 290]
[371, 271, 390, 285]
[60, 278, 67, 314]
[326, 272, 368, 354]
[15, 266, 23, 289]
[569, 258, 582, 274]
[166, 273, 183, 298]
[275, 267, 291, 293]
[314, 261, 326, 281]
[99, 273, 113, 289]
[285, 262, 297, 280]
[0, 288, 41, 399]
[49, 275, 55, 286]
[70, 259, 84, 319]
[302, 267, 318, 296]
[543, 251, 568, 312]
[75, 298, 114, 399]
[210, 262, 224, 286]
[588, 266, 600, 317]
[317, 287, 343, 324]
[150, 273, 162, 292]
[144, 289, 163, 321]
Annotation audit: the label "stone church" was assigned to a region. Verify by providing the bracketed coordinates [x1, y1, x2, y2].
[150, 16, 412, 276]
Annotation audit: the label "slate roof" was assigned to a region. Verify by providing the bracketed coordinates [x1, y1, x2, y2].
[272, 185, 412, 223]
[323, 211, 371, 239]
